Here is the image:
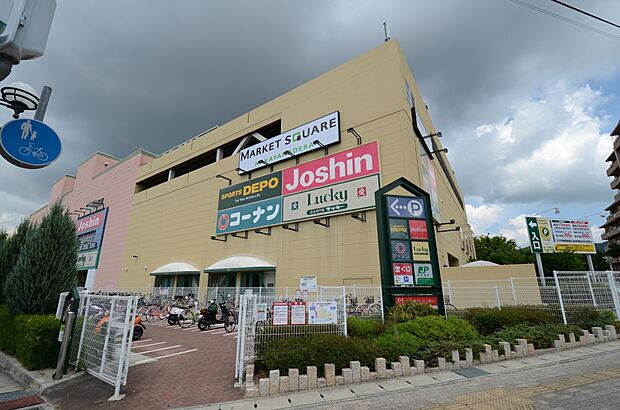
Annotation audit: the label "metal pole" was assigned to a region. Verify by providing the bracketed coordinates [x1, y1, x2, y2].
[342, 286, 348, 336]
[585, 273, 597, 307]
[494, 287, 501, 309]
[535, 253, 545, 285]
[53, 311, 74, 380]
[586, 254, 595, 272]
[510, 278, 517, 305]
[606, 270, 620, 320]
[553, 271, 568, 325]
[34, 86, 51, 121]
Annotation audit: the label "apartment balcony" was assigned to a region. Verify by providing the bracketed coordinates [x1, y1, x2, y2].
[607, 151, 616, 162]
[611, 176, 620, 190]
[603, 226, 620, 241]
[602, 211, 620, 228]
[614, 136, 620, 151]
[608, 160, 620, 177]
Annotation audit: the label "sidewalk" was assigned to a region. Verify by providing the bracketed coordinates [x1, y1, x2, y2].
[185, 340, 620, 409]
[0, 367, 47, 410]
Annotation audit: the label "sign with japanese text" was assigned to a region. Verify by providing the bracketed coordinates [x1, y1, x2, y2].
[300, 275, 317, 292]
[218, 171, 282, 210]
[272, 302, 289, 326]
[308, 301, 338, 325]
[255, 303, 268, 321]
[393, 262, 413, 286]
[395, 295, 438, 308]
[389, 219, 410, 239]
[75, 208, 108, 270]
[414, 263, 434, 286]
[282, 175, 379, 222]
[216, 197, 282, 235]
[391, 240, 412, 262]
[239, 112, 340, 172]
[216, 141, 381, 235]
[290, 302, 306, 325]
[525, 216, 595, 254]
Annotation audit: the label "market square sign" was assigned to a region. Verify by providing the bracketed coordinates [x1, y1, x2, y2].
[238, 112, 340, 172]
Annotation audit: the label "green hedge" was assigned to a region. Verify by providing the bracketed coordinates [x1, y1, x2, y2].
[484, 323, 583, 350]
[347, 317, 385, 338]
[462, 306, 555, 335]
[257, 334, 381, 376]
[386, 301, 438, 324]
[564, 306, 616, 330]
[0, 305, 59, 370]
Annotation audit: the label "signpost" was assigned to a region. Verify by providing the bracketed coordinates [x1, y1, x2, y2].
[0, 118, 61, 168]
[375, 177, 445, 314]
[525, 216, 597, 282]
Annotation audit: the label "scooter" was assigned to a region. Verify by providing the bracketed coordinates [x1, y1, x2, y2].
[95, 312, 146, 341]
[197, 300, 235, 332]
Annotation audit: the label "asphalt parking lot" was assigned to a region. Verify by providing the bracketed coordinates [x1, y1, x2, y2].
[45, 319, 243, 409]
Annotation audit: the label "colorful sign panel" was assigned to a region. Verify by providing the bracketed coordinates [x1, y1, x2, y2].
[0, 119, 61, 169]
[216, 197, 282, 235]
[283, 175, 379, 222]
[385, 195, 439, 287]
[282, 141, 380, 195]
[525, 216, 596, 254]
[218, 171, 282, 210]
[216, 141, 381, 235]
[75, 208, 108, 270]
[300, 275, 317, 292]
[308, 301, 338, 324]
[395, 295, 438, 308]
[239, 112, 340, 172]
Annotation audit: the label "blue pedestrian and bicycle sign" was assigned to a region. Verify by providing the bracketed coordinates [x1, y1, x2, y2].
[0, 119, 61, 169]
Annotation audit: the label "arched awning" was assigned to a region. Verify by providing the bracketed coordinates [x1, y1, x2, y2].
[204, 256, 275, 273]
[149, 262, 200, 277]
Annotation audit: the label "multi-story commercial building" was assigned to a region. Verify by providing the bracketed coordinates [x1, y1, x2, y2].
[114, 40, 476, 292]
[602, 119, 620, 270]
[30, 149, 156, 289]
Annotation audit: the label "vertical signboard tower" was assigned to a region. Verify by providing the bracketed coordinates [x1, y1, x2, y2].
[375, 177, 445, 315]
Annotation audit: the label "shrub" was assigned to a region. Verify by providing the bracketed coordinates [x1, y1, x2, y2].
[390, 316, 479, 342]
[485, 323, 583, 350]
[347, 317, 385, 338]
[0, 305, 16, 354]
[564, 306, 616, 329]
[415, 339, 485, 367]
[386, 301, 438, 324]
[13, 314, 59, 370]
[373, 332, 423, 362]
[257, 334, 381, 376]
[462, 306, 555, 335]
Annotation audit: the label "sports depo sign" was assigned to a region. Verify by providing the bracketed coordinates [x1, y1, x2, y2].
[216, 141, 380, 234]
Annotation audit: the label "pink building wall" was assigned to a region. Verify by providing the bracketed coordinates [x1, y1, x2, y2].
[30, 149, 156, 289]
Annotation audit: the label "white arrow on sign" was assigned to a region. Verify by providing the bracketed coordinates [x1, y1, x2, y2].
[390, 199, 401, 216]
[528, 220, 538, 229]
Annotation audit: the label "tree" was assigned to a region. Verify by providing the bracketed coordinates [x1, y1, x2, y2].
[473, 235, 529, 265]
[4, 202, 77, 315]
[0, 220, 35, 304]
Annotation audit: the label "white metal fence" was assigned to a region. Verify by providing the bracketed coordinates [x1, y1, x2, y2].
[443, 271, 620, 325]
[69, 294, 138, 400]
[234, 288, 349, 385]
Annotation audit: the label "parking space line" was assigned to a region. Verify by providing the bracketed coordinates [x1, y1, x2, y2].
[222, 333, 235, 336]
[149, 349, 198, 361]
[132, 341, 165, 349]
[139, 344, 182, 355]
[131, 338, 153, 344]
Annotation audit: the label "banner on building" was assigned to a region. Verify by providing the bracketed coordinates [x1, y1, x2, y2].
[525, 216, 595, 254]
[216, 141, 381, 235]
[239, 112, 340, 172]
[75, 208, 108, 270]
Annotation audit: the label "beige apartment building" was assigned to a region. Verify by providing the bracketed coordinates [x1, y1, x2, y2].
[116, 40, 476, 291]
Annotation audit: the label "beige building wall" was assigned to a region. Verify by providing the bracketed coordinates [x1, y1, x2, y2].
[118, 40, 475, 290]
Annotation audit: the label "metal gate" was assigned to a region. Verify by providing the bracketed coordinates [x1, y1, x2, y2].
[235, 288, 348, 385]
[72, 294, 138, 400]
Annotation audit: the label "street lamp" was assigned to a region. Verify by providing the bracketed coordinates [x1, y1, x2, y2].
[0, 82, 39, 118]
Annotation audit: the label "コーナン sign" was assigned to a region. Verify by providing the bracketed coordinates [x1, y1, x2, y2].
[216, 141, 381, 235]
[238, 112, 340, 172]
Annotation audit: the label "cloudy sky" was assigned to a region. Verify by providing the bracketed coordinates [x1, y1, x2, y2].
[0, 0, 619, 246]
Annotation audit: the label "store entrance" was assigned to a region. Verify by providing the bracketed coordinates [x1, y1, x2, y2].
[77, 270, 87, 288]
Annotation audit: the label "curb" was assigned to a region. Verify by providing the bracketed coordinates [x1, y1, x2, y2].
[0, 350, 85, 394]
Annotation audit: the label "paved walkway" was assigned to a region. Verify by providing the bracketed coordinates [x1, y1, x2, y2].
[0, 367, 46, 409]
[189, 340, 620, 409]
